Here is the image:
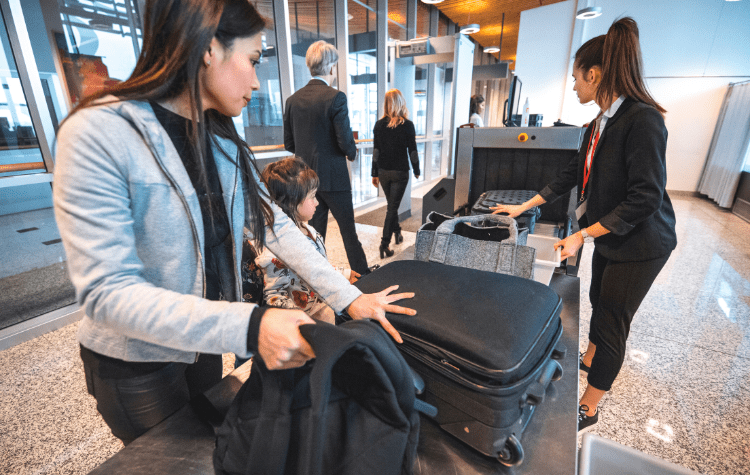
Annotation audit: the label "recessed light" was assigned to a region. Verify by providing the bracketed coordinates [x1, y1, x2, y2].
[576, 6, 602, 19]
[483, 46, 500, 54]
[421, 0, 444, 4]
[460, 23, 480, 35]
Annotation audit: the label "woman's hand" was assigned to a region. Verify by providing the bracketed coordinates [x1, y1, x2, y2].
[372, 177, 379, 187]
[414, 174, 420, 179]
[346, 285, 416, 343]
[257, 308, 316, 370]
[348, 270, 361, 284]
[554, 232, 584, 260]
[491, 204, 526, 218]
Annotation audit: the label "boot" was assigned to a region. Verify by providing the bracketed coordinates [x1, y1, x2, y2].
[379, 243, 394, 259]
[394, 230, 403, 245]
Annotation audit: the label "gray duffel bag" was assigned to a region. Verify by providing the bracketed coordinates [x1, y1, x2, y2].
[414, 213, 535, 279]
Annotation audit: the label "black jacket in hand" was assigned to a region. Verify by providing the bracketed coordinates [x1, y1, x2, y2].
[283, 79, 358, 192]
[540, 97, 677, 262]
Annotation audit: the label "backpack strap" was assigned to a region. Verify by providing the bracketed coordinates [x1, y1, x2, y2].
[244, 360, 296, 475]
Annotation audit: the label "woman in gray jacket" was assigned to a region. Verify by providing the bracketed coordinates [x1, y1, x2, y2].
[53, 0, 414, 444]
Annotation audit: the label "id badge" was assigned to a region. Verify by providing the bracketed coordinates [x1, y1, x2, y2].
[575, 199, 587, 221]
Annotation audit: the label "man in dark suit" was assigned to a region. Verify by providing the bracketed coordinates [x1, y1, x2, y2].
[283, 40, 369, 275]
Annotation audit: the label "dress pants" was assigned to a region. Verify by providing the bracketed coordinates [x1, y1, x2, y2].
[310, 190, 369, 274]
[587, 249, 670, 391]
[81, 347, 222, 445]
[378, 169, 409, 246]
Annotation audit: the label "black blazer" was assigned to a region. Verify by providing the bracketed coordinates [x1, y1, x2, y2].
[540, 97, 677, 262]
[283, 79, 358, 192]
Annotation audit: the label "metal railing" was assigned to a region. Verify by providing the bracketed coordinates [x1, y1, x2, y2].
[0, 162, 46, 173]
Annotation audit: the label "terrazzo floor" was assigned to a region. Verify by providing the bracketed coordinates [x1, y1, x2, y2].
[1, 195, 749, 474]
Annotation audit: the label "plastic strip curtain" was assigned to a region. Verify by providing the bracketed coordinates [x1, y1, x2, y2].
[698, 80, 750, 208]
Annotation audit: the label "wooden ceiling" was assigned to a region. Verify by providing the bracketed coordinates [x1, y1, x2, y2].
[430, 0, 568, 66]
[267, 1, 567, 67]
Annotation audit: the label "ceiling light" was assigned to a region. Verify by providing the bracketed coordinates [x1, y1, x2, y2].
[576, 6, 602, 19]
[460, 23, 480, 35]
[483, 46, 500, 54]
[421, 0, 445, 4]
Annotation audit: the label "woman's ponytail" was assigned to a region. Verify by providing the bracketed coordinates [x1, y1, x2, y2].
[598, 17, 666, 115]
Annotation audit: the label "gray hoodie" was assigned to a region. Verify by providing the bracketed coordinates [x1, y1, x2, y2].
[53, 99, 362, 363]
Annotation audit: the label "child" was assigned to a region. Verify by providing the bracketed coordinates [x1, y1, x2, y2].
[256, 157, 360, 324]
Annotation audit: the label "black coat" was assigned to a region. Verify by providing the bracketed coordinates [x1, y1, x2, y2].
[283, 79, 358, 192]
[540, 97, 677, 262]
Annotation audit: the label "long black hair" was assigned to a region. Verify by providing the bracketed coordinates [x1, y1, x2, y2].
[574, 17, 665, 115]
[63, 0, 274, 248]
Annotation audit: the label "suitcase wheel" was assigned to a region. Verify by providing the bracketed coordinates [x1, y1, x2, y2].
[497, 434, 524, 467]
[552, 361, 564, 382]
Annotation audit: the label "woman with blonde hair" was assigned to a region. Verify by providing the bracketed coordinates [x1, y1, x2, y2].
[371, 89, 420, 258]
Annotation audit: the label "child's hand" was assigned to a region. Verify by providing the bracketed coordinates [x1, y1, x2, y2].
[349, 271, 361, 284]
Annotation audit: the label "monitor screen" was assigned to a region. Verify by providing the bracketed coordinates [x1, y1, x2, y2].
[511, 76, 522, 116]
[504, 75, 522, 126]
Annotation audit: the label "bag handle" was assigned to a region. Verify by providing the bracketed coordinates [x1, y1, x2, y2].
[244, 359, 296, 475]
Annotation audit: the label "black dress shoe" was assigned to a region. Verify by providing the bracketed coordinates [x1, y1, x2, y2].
[394, 230, 404, 245]
[379, 244, 395, 258]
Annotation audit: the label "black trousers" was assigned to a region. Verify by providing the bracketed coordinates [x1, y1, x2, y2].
[378, 169, 409, 246]
[587, 249, 670, 391]
[310, 190, 369, 274]
[81, 346, 222, 445]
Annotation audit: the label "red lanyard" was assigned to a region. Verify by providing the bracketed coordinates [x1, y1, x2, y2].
[581, 127, 600, 201]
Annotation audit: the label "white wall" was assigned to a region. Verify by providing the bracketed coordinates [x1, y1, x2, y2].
[516, 0, 750, 191]
[514, 0, 576, 127]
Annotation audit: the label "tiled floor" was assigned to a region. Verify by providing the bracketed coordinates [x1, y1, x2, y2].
[0, 195, 749, 474]
[576, 197, 750, 474]
[0, 207, 66, 279]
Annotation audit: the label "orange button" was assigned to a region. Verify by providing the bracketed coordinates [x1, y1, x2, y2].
[518, 133, 529, 142]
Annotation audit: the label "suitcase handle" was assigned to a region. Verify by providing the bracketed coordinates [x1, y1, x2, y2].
[521, 359, 563, 406]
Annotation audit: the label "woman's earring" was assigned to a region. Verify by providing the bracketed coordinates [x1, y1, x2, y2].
[206, 60, 211, 66]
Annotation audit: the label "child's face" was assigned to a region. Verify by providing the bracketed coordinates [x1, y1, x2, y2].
[297, 189, 318, 223]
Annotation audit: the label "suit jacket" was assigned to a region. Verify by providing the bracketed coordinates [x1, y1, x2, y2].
[283, 79, 358, 192]
[540, 97, 677, 262]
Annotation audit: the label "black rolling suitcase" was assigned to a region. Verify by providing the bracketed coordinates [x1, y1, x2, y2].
[351, 260, 565, 467]
[471, 190, 542, 234]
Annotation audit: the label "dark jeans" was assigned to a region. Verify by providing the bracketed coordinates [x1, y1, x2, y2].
[378, 169, 409, 246]
[310, 190, 369, 274]
[81, 346, 222, 445]
[587, 249, 670, 391]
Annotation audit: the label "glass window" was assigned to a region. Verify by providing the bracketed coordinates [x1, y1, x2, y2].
[414, 65, 427, 136]
[387, 0, 407, 41]
[0, 11, 44, 179]
[351, 144, 374, 205]
[438, 13, 448, 37]
[0, 7, 74, 331]
[240, 1, 283, 146]
[432, 65, 447, 135]
[431, 140, 442, 177]
[289, 0, 336, 91]
[414, 142, 425, 183]
[348, 0, 378, 204]
[416, 2, 430, 38]
[56, 0, 141, 109]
